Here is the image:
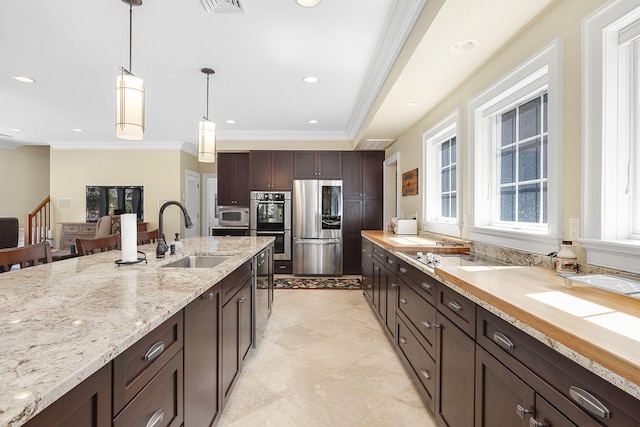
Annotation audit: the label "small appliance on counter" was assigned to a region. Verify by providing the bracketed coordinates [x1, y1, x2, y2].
[393, 219, 418, 235]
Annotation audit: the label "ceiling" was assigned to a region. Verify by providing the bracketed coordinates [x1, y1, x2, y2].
[0, 0, 555, 152]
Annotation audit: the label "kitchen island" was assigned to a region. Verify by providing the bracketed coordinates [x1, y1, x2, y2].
[0, 236, 273, 427]
[361, 231, 640, 426]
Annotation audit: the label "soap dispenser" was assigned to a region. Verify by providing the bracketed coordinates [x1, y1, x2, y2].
[173, 233, 184, 254]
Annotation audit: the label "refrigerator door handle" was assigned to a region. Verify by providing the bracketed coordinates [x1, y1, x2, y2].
[293, 238, 341, 244]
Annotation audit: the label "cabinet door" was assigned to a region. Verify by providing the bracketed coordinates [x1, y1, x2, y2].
[372, 260, 383, 314]
[342, 198, 362, 234]
[436, 312, 475, 427]
[217, 153, 236, 206]
[318, 151, 342, 178]
[293, 151, 318, 178]
[24, 364, 111, 427]
[342, 151, 363, 198]
[362, 151, 384, 199]
[238, 280, 253, 365]
[184, 288, 221, 427]
[234, 153, 250, 206]
[249, 151, 272, 190]
[385, 269, 398, 339]
[222, 297, 239, 406]
[342, 234, 362, 275]
[362, 199, 383, 230]
[475, 346, 534, 427]
[271, 151, 293, 190]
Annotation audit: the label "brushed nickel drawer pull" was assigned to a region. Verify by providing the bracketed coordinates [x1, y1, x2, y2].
[143, 341, 165, 362]
[421, 320, 431, 329]
[493, 332, 514, 350]
[448, 301, 462, 312]
[146, 408, 164, 427]
[420, 369, 431, 380]
[516, 404, 533, 419]
[238, 297, 247, 304]
[529, 418, 549, 427]
[387, 259, 395, 265]
[400, 298, 407, 304]
[399, 267, 408, 274]
[569, 386, 611, 419]
[391, 282, 399, 288]
[399, 336, 407, 344]
[421, 282, 432, 290]
[200, 292, 214, 300]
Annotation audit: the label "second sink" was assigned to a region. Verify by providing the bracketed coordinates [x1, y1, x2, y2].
[160, 255, 232, 268]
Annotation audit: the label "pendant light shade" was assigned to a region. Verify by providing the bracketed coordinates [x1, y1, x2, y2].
[116, 0, 144, 140]
[116, 68, 145, 140]
[198, 67, 216, 163]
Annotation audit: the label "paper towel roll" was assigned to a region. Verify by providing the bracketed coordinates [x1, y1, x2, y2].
[121, 213, 138, 262]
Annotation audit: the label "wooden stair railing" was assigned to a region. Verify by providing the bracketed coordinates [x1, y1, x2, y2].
[27, 196, 50, 246]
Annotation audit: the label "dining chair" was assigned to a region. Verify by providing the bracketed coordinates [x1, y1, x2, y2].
[0, 241, 53, 273]
[137, 229, 159, 245]
[0, 217, 19, 249]
[76, 235, 120, 256]
[94, 215, 112, 237]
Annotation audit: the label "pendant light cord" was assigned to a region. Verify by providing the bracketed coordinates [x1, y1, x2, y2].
[128, 1, 133, 72]
[206, 73, 210, 119]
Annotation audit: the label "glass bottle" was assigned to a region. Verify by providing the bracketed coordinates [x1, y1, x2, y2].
[173, 233, 184, 254]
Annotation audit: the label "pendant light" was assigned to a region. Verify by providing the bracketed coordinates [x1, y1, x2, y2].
[116, 0, 145, 140]
[198, 68, 216, 163]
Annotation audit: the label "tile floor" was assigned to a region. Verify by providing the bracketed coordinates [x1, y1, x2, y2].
[217, 289, 439, 426]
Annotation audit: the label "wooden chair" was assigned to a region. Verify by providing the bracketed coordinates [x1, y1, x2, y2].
[0, 241, 53, 273]
[137, 229, 158, 245]
[76, 235, 120, 256]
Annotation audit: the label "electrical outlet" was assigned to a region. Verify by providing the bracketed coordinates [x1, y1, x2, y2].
[568, 218, 579, 240]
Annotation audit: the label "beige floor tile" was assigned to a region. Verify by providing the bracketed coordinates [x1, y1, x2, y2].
[218, 289, 437, 427]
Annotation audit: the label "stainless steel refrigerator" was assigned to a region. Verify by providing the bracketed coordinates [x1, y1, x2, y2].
[293, 179, 343, 275]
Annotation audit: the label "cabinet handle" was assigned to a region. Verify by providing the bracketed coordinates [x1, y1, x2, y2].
[529, 418, 549, 427]
[421, 282, 432, 290]
[493, 332, 515, 350]
[421, 320, 431, 329]
[516, 404, 533, 419]
[143, 341, 165, 362]
[420, 369, 431, 380]
[448, 301, 462, 312]
[399, 337, 407, 344]
[399, 298, 407, 305]
[238, 297, 247, 304]
[200, 292, 214, 301]
[399, 267, 407, 274]
[146, 409, 164, 427]
[569, 386, 611, 419]
[278, 265, 287, 269]
[391, 282, 399, 288]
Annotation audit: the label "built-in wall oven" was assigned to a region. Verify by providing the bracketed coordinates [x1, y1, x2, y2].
[249, 191, 291, 261]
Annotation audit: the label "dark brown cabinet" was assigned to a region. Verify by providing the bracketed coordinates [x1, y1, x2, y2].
[24, 364, 112, 427]
[221, 261, 253, 407]
[218, 152, 250, 206]
[293, 151, 342, 179]
[342, 151, 384, 274]
[184, 286, 222, 427]
[371, 245, 396, 341]
[361, 237, 373, 301]
[249, 150, 293, 190]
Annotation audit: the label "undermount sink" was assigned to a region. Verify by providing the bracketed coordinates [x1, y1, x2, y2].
[560, 274, 640, 299]
[160, 255, 233, 268]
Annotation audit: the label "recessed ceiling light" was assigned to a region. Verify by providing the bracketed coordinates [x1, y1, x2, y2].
[225, 119, 236, 124]
[12, 75, 35, 83]
[296, 0, 320, 7]
[405, 100, 423, 107]
[11, 128, 23, 132]
[308, 119, 319, 124]
[303, 76, 319, 83]
[449, 40, 478, 54]
[72, 128, 84, 132]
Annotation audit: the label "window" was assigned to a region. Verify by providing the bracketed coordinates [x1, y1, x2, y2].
[468, 40, 562, 254]
[582, 0, 640, 274]
[423, 109, 461, 237]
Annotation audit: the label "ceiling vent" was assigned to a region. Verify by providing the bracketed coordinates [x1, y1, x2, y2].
[360, 139, 395, 150]
[200, 0, 245, 13]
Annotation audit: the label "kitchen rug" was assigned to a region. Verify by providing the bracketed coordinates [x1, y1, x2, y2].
[274, 277, 362, 290]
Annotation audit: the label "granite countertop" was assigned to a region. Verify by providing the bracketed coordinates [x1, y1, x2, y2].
[387, 249, 640, 401]
[0, 236, 273, 427]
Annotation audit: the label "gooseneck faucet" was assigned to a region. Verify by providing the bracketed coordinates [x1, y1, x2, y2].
[156, 201, 193, 258]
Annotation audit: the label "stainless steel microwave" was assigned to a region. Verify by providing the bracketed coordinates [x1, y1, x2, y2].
[218, 206, 250, 227]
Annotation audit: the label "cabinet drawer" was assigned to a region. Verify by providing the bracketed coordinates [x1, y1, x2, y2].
[397, 278, 436, 355]
[384, 252, 397, 272]
[113, 311, 184, 415]
[477, 307, 640, 427]
[222, 260, 252, 305]
[397, 316, 436, 410]
[372, 244, 387, 263]
[437, 284, 476, 338]
[113, 350, 184, 427]
[63, 225, 81, 233]
[274, 260, 292, 274]
[80, 224, 96, 234]
[396, 258, 437, 304]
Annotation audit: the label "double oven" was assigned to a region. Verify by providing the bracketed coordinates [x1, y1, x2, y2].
[249, 191, 291, 261]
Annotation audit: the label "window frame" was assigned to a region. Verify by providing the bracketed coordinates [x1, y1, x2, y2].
[582, 0, 640, 274]
[422, 109, 462, 237]
[467, 39, 563, 255]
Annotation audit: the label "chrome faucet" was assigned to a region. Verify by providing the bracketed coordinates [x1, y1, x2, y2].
[156, 201, 193, 258]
